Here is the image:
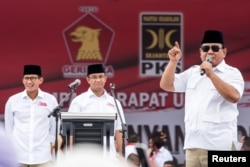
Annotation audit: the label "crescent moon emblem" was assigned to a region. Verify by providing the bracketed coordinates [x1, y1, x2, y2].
[146, 29, 158, 49]
[165, 29, 177, 48]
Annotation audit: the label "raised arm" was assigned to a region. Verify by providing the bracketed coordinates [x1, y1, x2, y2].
[160, 41, 182, 92]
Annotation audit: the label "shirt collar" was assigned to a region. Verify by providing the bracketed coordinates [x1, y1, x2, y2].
[21, 88, 43, 99]
[155, 146, 165, 153]
[86, 87, 108, 98]
[159, 146, 165, 152]
[213, 59, 226, 73]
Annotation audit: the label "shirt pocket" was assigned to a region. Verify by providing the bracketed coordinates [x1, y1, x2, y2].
[33, 105, 51, 117]
[202, 113, 220, 123]
[202, 86, 222, 124]
[186, 81, 222, 123]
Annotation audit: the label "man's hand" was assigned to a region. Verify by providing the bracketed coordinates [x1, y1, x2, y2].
[168, 41, 182, 62]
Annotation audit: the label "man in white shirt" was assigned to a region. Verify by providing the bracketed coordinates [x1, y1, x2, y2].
[5, 65, 58, 167]
[125, 133, 140, 159]
[67, 63, 126, 158]
[160, 30, 244, 167]
[150, 131, 173, 167]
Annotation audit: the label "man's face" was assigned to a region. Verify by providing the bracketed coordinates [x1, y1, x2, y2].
[199, 43, 227, 67]
[87, 73, 107, 94]
[22, 74, 43, 93]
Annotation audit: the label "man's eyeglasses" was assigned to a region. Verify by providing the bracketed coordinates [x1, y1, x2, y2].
[23, 76, 39, 81]
[88, 75, 106, 80]
[201, 45, 223, 52]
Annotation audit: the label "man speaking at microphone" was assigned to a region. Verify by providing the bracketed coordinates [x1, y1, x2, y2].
[160, 30, 244, 167]
[67, 63, 126, 159]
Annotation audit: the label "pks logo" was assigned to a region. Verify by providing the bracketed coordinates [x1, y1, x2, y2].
[62, 13, 114, 78]
[139, 13, 183, 77]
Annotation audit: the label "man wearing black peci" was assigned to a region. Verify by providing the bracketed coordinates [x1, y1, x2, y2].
[160, 30, 244, 167]
[67, 63, 126, 159]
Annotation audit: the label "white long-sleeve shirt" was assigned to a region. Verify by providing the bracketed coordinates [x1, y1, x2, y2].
[67, 88, 126, 158]
[4, 89, 58, 164]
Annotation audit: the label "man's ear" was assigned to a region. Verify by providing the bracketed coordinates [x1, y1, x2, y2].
[39, 77, 44, 84]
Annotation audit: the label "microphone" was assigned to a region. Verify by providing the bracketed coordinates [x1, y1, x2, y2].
[68, 79, 81, 89]
[110, 83, 115, 90]
[200, 55, 212, 75]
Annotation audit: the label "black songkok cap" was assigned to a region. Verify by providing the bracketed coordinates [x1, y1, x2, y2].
[201, 30, 224, 45]
[87, 64, 105, 75]
[23, 65, 42, 76]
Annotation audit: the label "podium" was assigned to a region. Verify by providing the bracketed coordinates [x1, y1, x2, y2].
[61, 112, 116, 155]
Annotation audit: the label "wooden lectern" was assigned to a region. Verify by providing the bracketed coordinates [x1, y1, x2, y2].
[61, 112, 116, 154]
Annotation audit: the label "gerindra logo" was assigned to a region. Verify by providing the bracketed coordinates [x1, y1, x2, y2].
[71, 26, 103, 61]
[62, 13, 114, 78]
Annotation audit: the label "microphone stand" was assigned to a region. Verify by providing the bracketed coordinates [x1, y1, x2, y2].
[48, 86, 76, 160]
[109, 83, 127, 157]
